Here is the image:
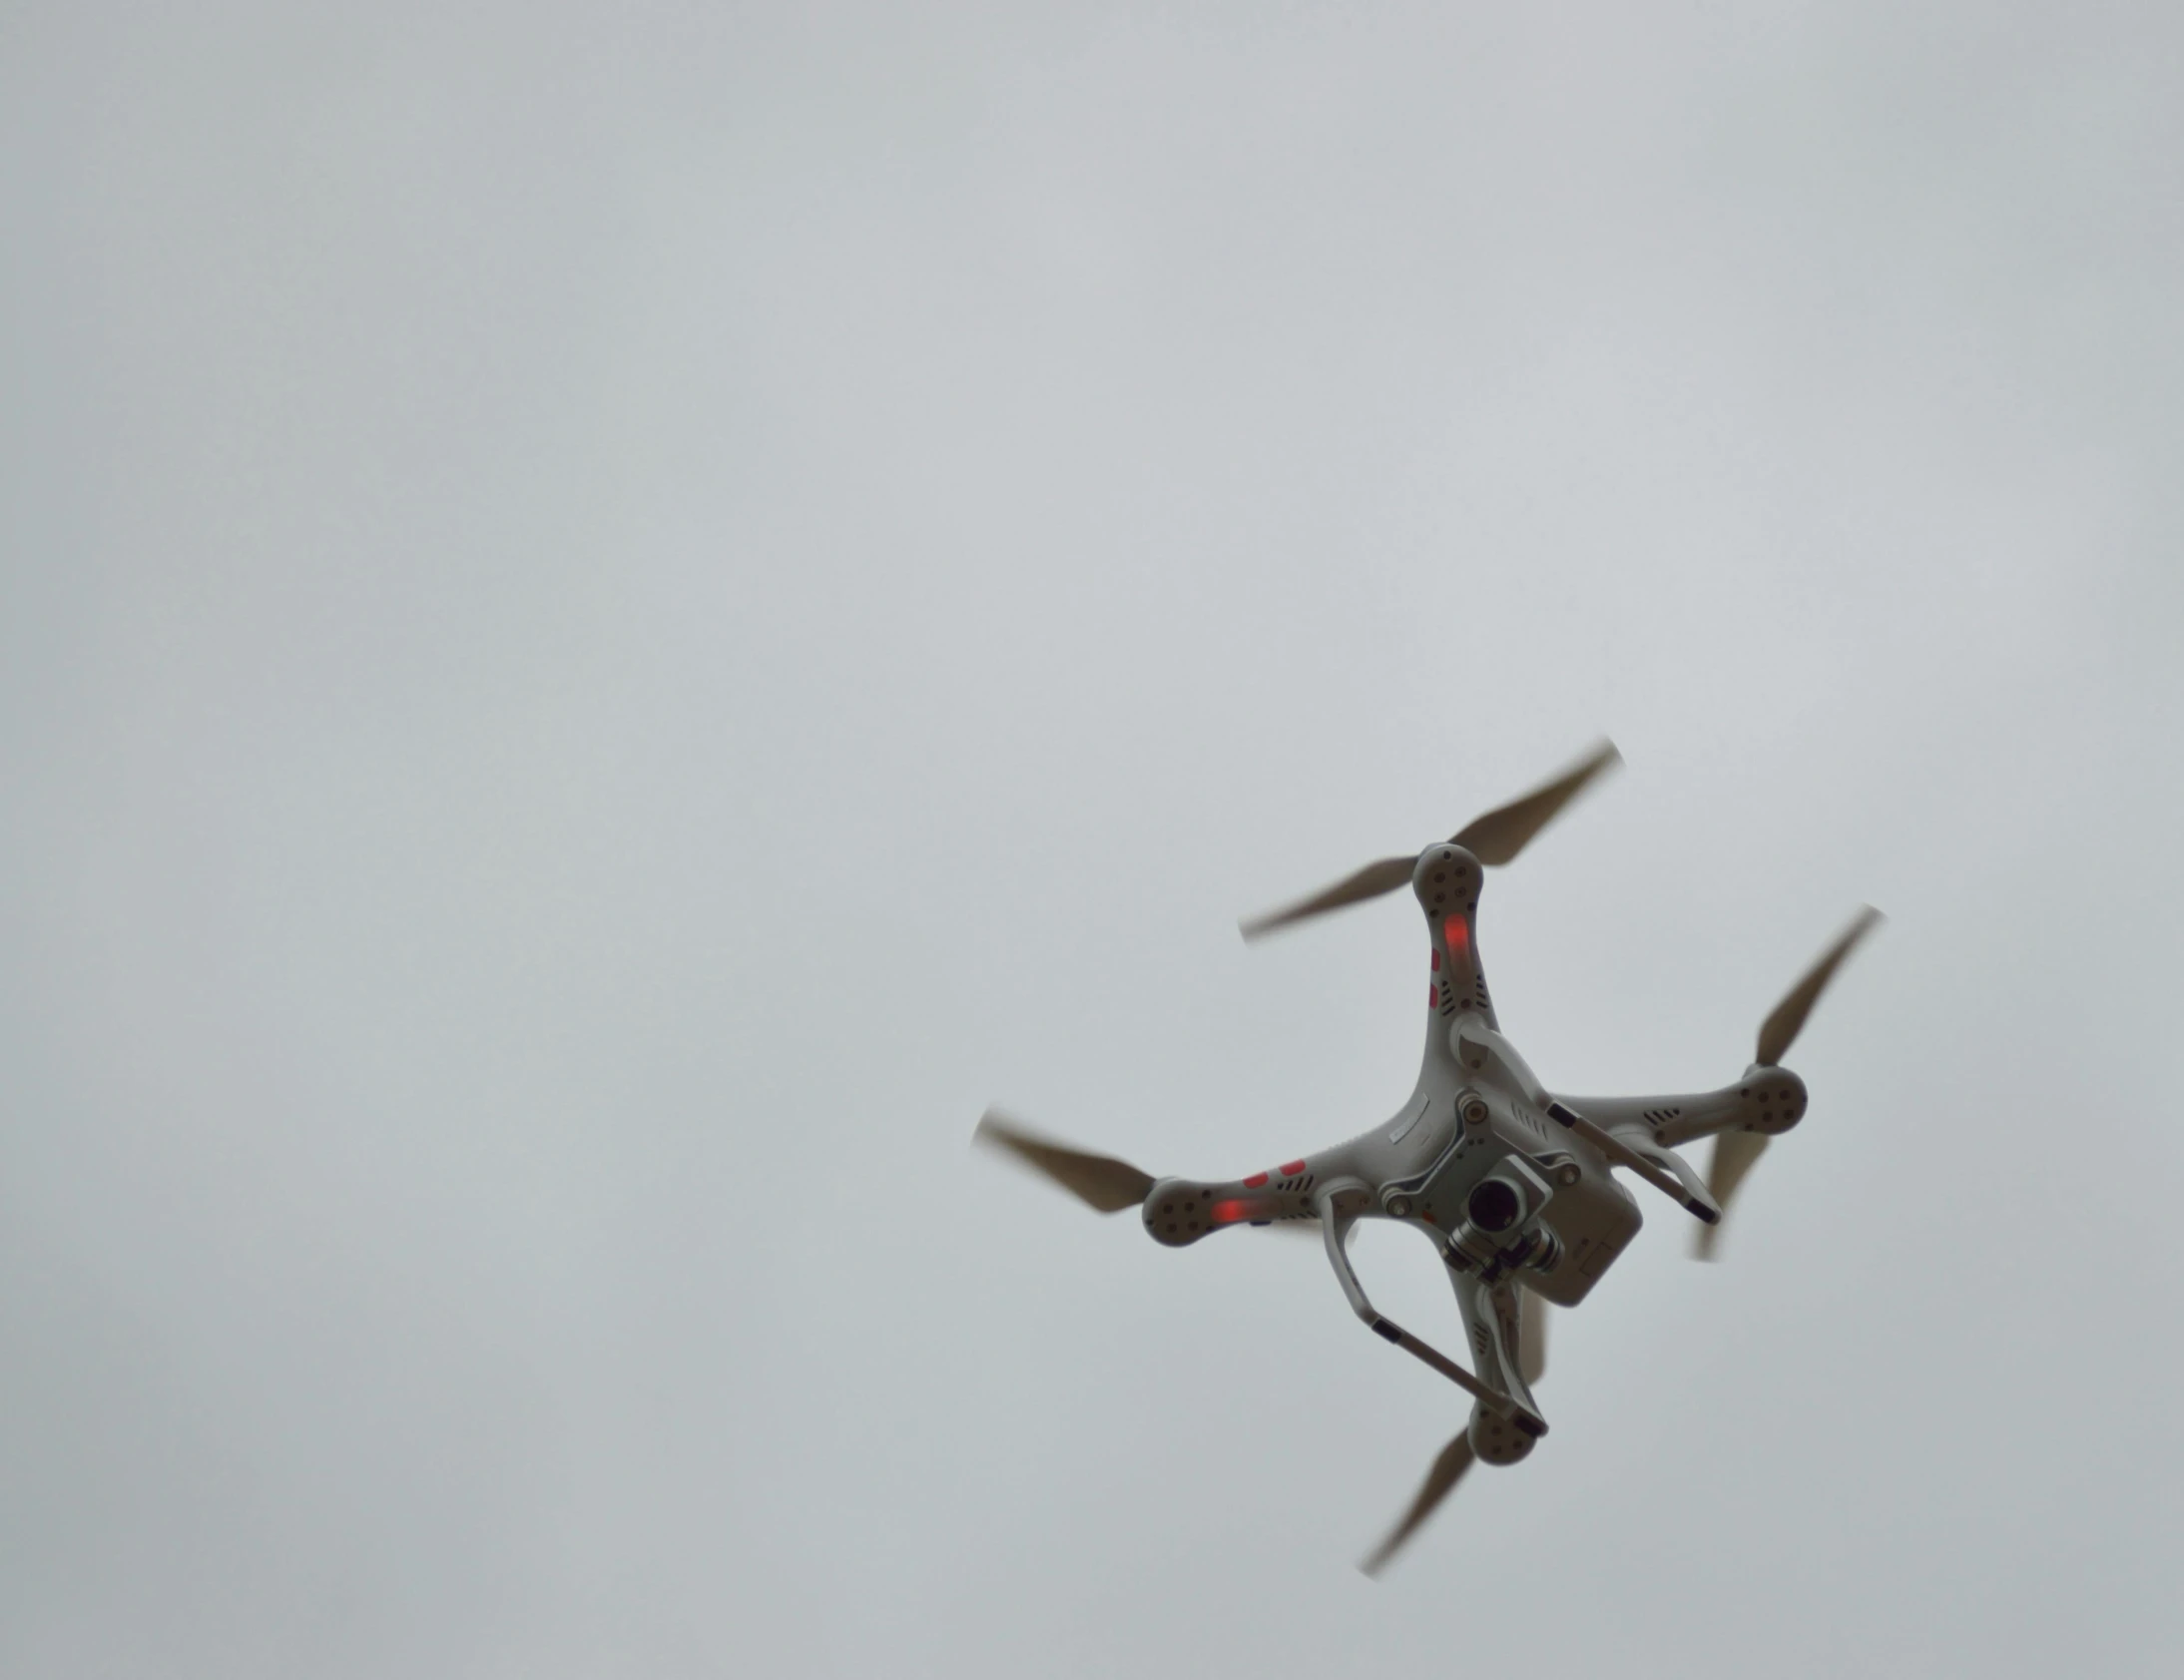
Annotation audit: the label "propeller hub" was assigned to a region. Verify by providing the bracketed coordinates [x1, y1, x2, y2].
[1467, 1402, 1541, 1466]
[1141, 1176, 1320, 1246]
[1412, 844, 1481, 918]
[1141, 1181, 1222, 1246]
[1738, 1066, 1809, 1135]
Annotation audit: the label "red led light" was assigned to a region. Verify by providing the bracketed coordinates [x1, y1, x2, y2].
[1211, 1197, 1276, 1225]
[1279, 1160, 1306, 1176]
[1442, 914, 1469, 952]
[1243, 1172, 1269, 1189]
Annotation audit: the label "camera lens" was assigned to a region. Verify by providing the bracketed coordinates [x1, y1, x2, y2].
[1466, 1178, 1521, 1233]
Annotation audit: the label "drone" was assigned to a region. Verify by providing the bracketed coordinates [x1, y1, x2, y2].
[974, 742, 1882, 1574]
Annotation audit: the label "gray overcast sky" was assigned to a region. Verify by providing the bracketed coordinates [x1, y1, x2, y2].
[4, 3, 2182, 1675]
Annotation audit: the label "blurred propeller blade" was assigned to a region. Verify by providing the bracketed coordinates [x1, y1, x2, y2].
[1361, 1434, 1476, 1577]
[1518, 1288, 1549, 1389]
[1240, 741, 1620, 940]
[1756, 904, 1884, 1067]
[972, 1110, 1155, 1213]
[1449, 739, 1622, 866]
[1691, 1130, 1771, 1261]
[1239, 855, 1417, 941]
[1363, 1291, 1548, 1576]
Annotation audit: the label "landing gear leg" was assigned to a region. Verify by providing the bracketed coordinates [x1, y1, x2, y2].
[1315, 1186, 1546, 1435]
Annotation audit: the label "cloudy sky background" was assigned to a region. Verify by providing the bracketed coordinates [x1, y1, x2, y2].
[5, 2, 2182, 1674]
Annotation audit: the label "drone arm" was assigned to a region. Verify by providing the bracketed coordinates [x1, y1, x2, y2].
[1316, 1189, 1531, 1424]
[1552, 1077, 1802, 1151]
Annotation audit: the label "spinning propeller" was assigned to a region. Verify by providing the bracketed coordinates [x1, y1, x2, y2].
[972, 1111, 1155, 1213]
[1239, 741, 1622, 939]
[1694, 904, 1885, 1260]
[1361, 1287, 1549, 1576]
[1362, 1432, 1476, 1577]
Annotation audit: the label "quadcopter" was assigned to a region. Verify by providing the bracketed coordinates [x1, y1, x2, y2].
[974, 742, 1881, 1573]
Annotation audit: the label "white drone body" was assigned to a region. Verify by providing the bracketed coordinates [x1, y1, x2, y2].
[976, 744, 1880, 1574]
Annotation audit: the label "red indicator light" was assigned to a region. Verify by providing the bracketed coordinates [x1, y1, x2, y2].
[1279, 1160, 1306, 1176]
[1243, 1172, 1269, 1189]
[1442, 915, 1469, 952]
[1211, 1198, 1275, 1225]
